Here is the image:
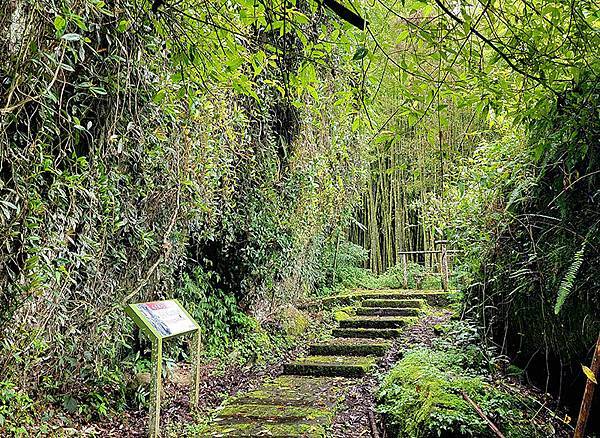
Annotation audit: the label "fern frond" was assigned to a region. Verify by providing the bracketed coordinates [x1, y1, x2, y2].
[554, 240, 587, 315]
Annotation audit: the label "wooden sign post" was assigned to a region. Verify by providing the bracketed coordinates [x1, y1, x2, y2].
[125, 300, 201, 438]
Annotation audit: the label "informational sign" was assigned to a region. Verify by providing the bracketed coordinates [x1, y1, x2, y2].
[134, 300, 198, 338]
[124, 299, 201, 438]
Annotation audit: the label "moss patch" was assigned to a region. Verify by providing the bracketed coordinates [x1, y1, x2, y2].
[279, 305, 310, 337]
[196, 374, 352, 435]
[340, 316, 417, 329]
[215, 403, 333, 422]
[362, 298, 425, 308]
[309, 289, 452, 307]
[332, 327, 405, 339]
[356, 307, 421, 317]
[231, 375, 352, 408]
[195, 421, 327, 437]
[309, 339, 392, 356]
[284, 355, 376, 377]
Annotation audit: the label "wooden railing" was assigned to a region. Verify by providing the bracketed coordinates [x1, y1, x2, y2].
[398, 240, 459, 291]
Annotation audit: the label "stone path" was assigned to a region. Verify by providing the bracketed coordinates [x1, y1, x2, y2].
[197, 290, 448, 437]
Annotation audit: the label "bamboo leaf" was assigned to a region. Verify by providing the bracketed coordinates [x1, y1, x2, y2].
[582, 365, 597, 384]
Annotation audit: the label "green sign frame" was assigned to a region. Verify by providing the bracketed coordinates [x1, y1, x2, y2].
[125, 300, 201, 438]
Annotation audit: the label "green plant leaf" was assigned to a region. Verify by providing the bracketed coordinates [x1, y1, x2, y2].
[353, 46, 367, 61]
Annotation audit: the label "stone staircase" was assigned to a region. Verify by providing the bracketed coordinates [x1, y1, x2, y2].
[198, 291, 437, 437]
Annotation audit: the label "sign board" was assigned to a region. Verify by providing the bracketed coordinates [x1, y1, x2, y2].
[125, 299, 201, 438]
[131, 300, 198, 339]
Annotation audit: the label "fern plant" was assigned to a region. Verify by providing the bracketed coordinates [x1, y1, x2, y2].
[554, 240, 587, 315]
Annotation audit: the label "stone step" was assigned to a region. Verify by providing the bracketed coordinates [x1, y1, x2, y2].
[232, 375, 352, 408]
[357, 290, 447, 301]
[283, 355, 376, 378]
[332, 327, 404, 339]
[202, 421, 325, 437]
[339, 316, 416, 329]
[205, 403, 331, 437]
[362, 298, 425, 308]
[198, 375, 352, 436]
[356, 306, 421, 317]
[309, 338, 392, 356]
[310, 289, 450, 308]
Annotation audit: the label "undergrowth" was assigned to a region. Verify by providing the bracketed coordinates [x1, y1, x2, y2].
[377, 321, 560, 437]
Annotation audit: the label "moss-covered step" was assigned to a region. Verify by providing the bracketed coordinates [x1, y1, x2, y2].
[200, 404, 332, 437]
[339, 316, 417, 329]
[332, 327, 404, 339]
[308, 289, 451, 308]
[362, 298, 424, 308]
[283, 355, 376, 377]
[356, 307, 421, 317]
[196, 375, 352, 437]
[231, 375, 352, 408]
[198, 421, 327, 437]
[364, 290, 450, 306]
[309, 338, 392, 356]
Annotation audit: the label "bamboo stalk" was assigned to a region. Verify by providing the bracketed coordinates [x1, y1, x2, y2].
[574, 333, 600, 438]
[461, 391, 506, 438]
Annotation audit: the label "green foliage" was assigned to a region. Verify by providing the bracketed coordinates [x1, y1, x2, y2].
[0, 381, 35, 436]
[174, 271, 273, 368]
[0, 0, 366, 419]
[377, 322, 552, 438]
[329, 257, 444, 292]
[439, 86, 600, 390]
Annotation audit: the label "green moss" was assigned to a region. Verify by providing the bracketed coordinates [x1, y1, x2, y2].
[334, 309, 351, 321]
[193, 421, 327, 437]
[377, 322, 553, 438]
[216, 403, 332, 421]
[356, 307, 421, 317]
[340, 316, 417, 329]
[195, 375, 352, 436]
[284, 355, 376, 377]
[231, 375, 352, 408]
[279, 305, 310, 337]
[332, 327, 405, 339]
[363, 298, 425, 308]
[309, 339, 392, 356]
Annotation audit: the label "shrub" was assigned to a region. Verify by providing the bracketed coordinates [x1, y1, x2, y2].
[377, 321, 553, 437]
[0, 381, 35, 436]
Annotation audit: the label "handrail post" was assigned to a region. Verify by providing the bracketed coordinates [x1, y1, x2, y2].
[402, 253, 408, 289]
[436, 240, 449, 291]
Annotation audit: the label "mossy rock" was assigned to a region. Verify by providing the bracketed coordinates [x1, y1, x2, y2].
[339, 316, 417, 329]
[333, 309, 351, 322]
[279, 305, 310, 337]
[284, 355, 376, 377]
[332, 327, 404, 339]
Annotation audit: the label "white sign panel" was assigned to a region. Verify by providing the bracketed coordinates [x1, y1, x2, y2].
[135, 300, 197, 337]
